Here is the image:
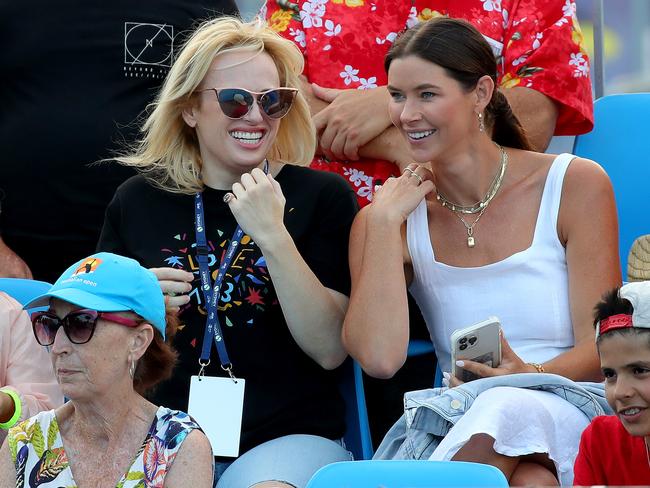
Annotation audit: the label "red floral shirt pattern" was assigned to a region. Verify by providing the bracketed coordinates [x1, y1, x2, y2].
[264, 0, 593, 206]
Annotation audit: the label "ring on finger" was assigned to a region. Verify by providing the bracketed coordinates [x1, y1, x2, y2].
[412, 173, 423, 184]
[404, 167, 423, 184]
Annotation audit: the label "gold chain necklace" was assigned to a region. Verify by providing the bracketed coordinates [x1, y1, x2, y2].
[435, 144, 508, 214]
[437, 145, 508, 248]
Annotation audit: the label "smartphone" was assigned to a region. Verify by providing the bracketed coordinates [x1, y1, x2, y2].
[450, 316, 502, 383]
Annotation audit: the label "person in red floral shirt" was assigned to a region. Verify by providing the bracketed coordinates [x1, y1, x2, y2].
[264, 0, 593, 208]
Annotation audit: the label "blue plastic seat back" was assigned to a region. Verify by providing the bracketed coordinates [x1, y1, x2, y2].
[338, 358, 373, 460]
[572, 93, 650, 273]
[305, 460, 509, 488]
[0, 278, 52, 307]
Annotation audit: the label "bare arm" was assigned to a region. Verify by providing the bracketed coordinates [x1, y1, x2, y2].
[258, 229, 349, 370]
[542, 157, 621, 380]
[0, 294, 62, 446]
[503, 87, 559, 152]
[227, 170, 350, 370]
[0, 433, 16, 485]
[164, 430, 214, 488]
[342, 209, 409, 378]
[357, 125, 416, 172]
[0, 237, 32, 279]
[342, 168, 434, 378]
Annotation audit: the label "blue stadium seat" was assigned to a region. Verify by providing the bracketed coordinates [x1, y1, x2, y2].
[305, 460, 509, 488]
[0, 278, 52, 307]
[338, 358, 373, 460]
[573, 93, 650, 274]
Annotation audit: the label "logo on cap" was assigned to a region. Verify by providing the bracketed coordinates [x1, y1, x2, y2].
[72, 257, 103, 276]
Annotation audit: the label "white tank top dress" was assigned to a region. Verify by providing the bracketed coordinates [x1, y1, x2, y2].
[406, 154, 589, 485]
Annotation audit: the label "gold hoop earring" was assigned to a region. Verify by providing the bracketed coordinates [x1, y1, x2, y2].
[477, 112, 485, 132]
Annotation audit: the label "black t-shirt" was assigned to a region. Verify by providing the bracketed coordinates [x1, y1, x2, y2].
[97, 165, 358, 455]
[0, 0, 238, 283]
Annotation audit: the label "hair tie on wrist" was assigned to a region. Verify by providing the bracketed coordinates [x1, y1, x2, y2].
[0, 389, 22, 429]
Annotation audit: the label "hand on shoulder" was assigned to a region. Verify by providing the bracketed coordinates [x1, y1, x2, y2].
[369, 164, 435, 225]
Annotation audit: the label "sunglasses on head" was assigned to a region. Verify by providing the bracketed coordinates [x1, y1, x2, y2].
[197, 87, 298, 120]
[31, 309, 141, 346]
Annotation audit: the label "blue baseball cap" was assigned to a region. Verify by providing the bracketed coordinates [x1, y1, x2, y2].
[24, 252, 166, 338]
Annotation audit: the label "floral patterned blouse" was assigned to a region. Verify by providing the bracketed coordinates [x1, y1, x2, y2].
[8, 407, 204, 488]
[264, 0, 593, 206]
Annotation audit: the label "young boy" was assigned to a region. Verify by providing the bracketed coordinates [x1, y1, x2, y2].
[573, 281, 650, 485]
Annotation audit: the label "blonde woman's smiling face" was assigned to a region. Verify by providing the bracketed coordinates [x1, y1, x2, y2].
[184, 49, 282, 186]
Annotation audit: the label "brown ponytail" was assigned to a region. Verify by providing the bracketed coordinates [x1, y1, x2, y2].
[487, 90, 532, 150]
[386, 17, 531, 150]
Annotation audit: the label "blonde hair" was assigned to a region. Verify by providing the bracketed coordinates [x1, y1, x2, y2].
[117, 16, 316, 194]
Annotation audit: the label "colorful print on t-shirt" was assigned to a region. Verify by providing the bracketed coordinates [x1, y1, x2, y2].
[161, 230, 276, 330]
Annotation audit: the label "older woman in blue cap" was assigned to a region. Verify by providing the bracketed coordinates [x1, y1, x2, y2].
[0, 252, 214, 488]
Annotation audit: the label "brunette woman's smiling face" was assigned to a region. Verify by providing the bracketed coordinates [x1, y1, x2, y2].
[387, 55, 478, 163]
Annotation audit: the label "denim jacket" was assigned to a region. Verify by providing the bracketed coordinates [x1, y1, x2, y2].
[374, 373, 612, 460]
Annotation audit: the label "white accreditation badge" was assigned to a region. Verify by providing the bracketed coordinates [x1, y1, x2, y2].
[188, 375, 245, 457]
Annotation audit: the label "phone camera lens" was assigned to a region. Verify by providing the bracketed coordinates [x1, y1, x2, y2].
[459, 337, 467, 345]
[468, 336, 477, 345]
[459, 343, 467, 350]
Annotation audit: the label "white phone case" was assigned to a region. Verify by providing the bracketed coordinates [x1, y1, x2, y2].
[451, 316, 502, 382]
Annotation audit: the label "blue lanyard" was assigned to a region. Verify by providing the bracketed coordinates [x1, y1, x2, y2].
[194, 160, 268, 377]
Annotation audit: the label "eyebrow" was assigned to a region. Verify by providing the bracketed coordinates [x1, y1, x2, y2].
[627, 361, 650, 368]
[387, 83, 442, 91]
[605, 361, 650, 370]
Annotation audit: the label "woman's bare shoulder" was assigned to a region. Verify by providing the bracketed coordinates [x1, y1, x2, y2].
[165, 429, 214, 487]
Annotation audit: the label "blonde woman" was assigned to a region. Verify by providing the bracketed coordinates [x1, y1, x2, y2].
[97, 17, 357, 488]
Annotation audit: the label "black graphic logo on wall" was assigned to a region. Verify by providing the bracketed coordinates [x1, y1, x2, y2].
[124, 22, 174, 79]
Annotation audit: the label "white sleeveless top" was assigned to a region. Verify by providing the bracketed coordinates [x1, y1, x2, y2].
[407, 153, 576, 374]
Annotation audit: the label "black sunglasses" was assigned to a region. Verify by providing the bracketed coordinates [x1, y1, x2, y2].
[31, 309, 140, 346]
[197, 87, 298, 119]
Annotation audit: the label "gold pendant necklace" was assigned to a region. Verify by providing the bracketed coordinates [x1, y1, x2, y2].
[452, 206, 488, 248]
[437, 145, 508, 248]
